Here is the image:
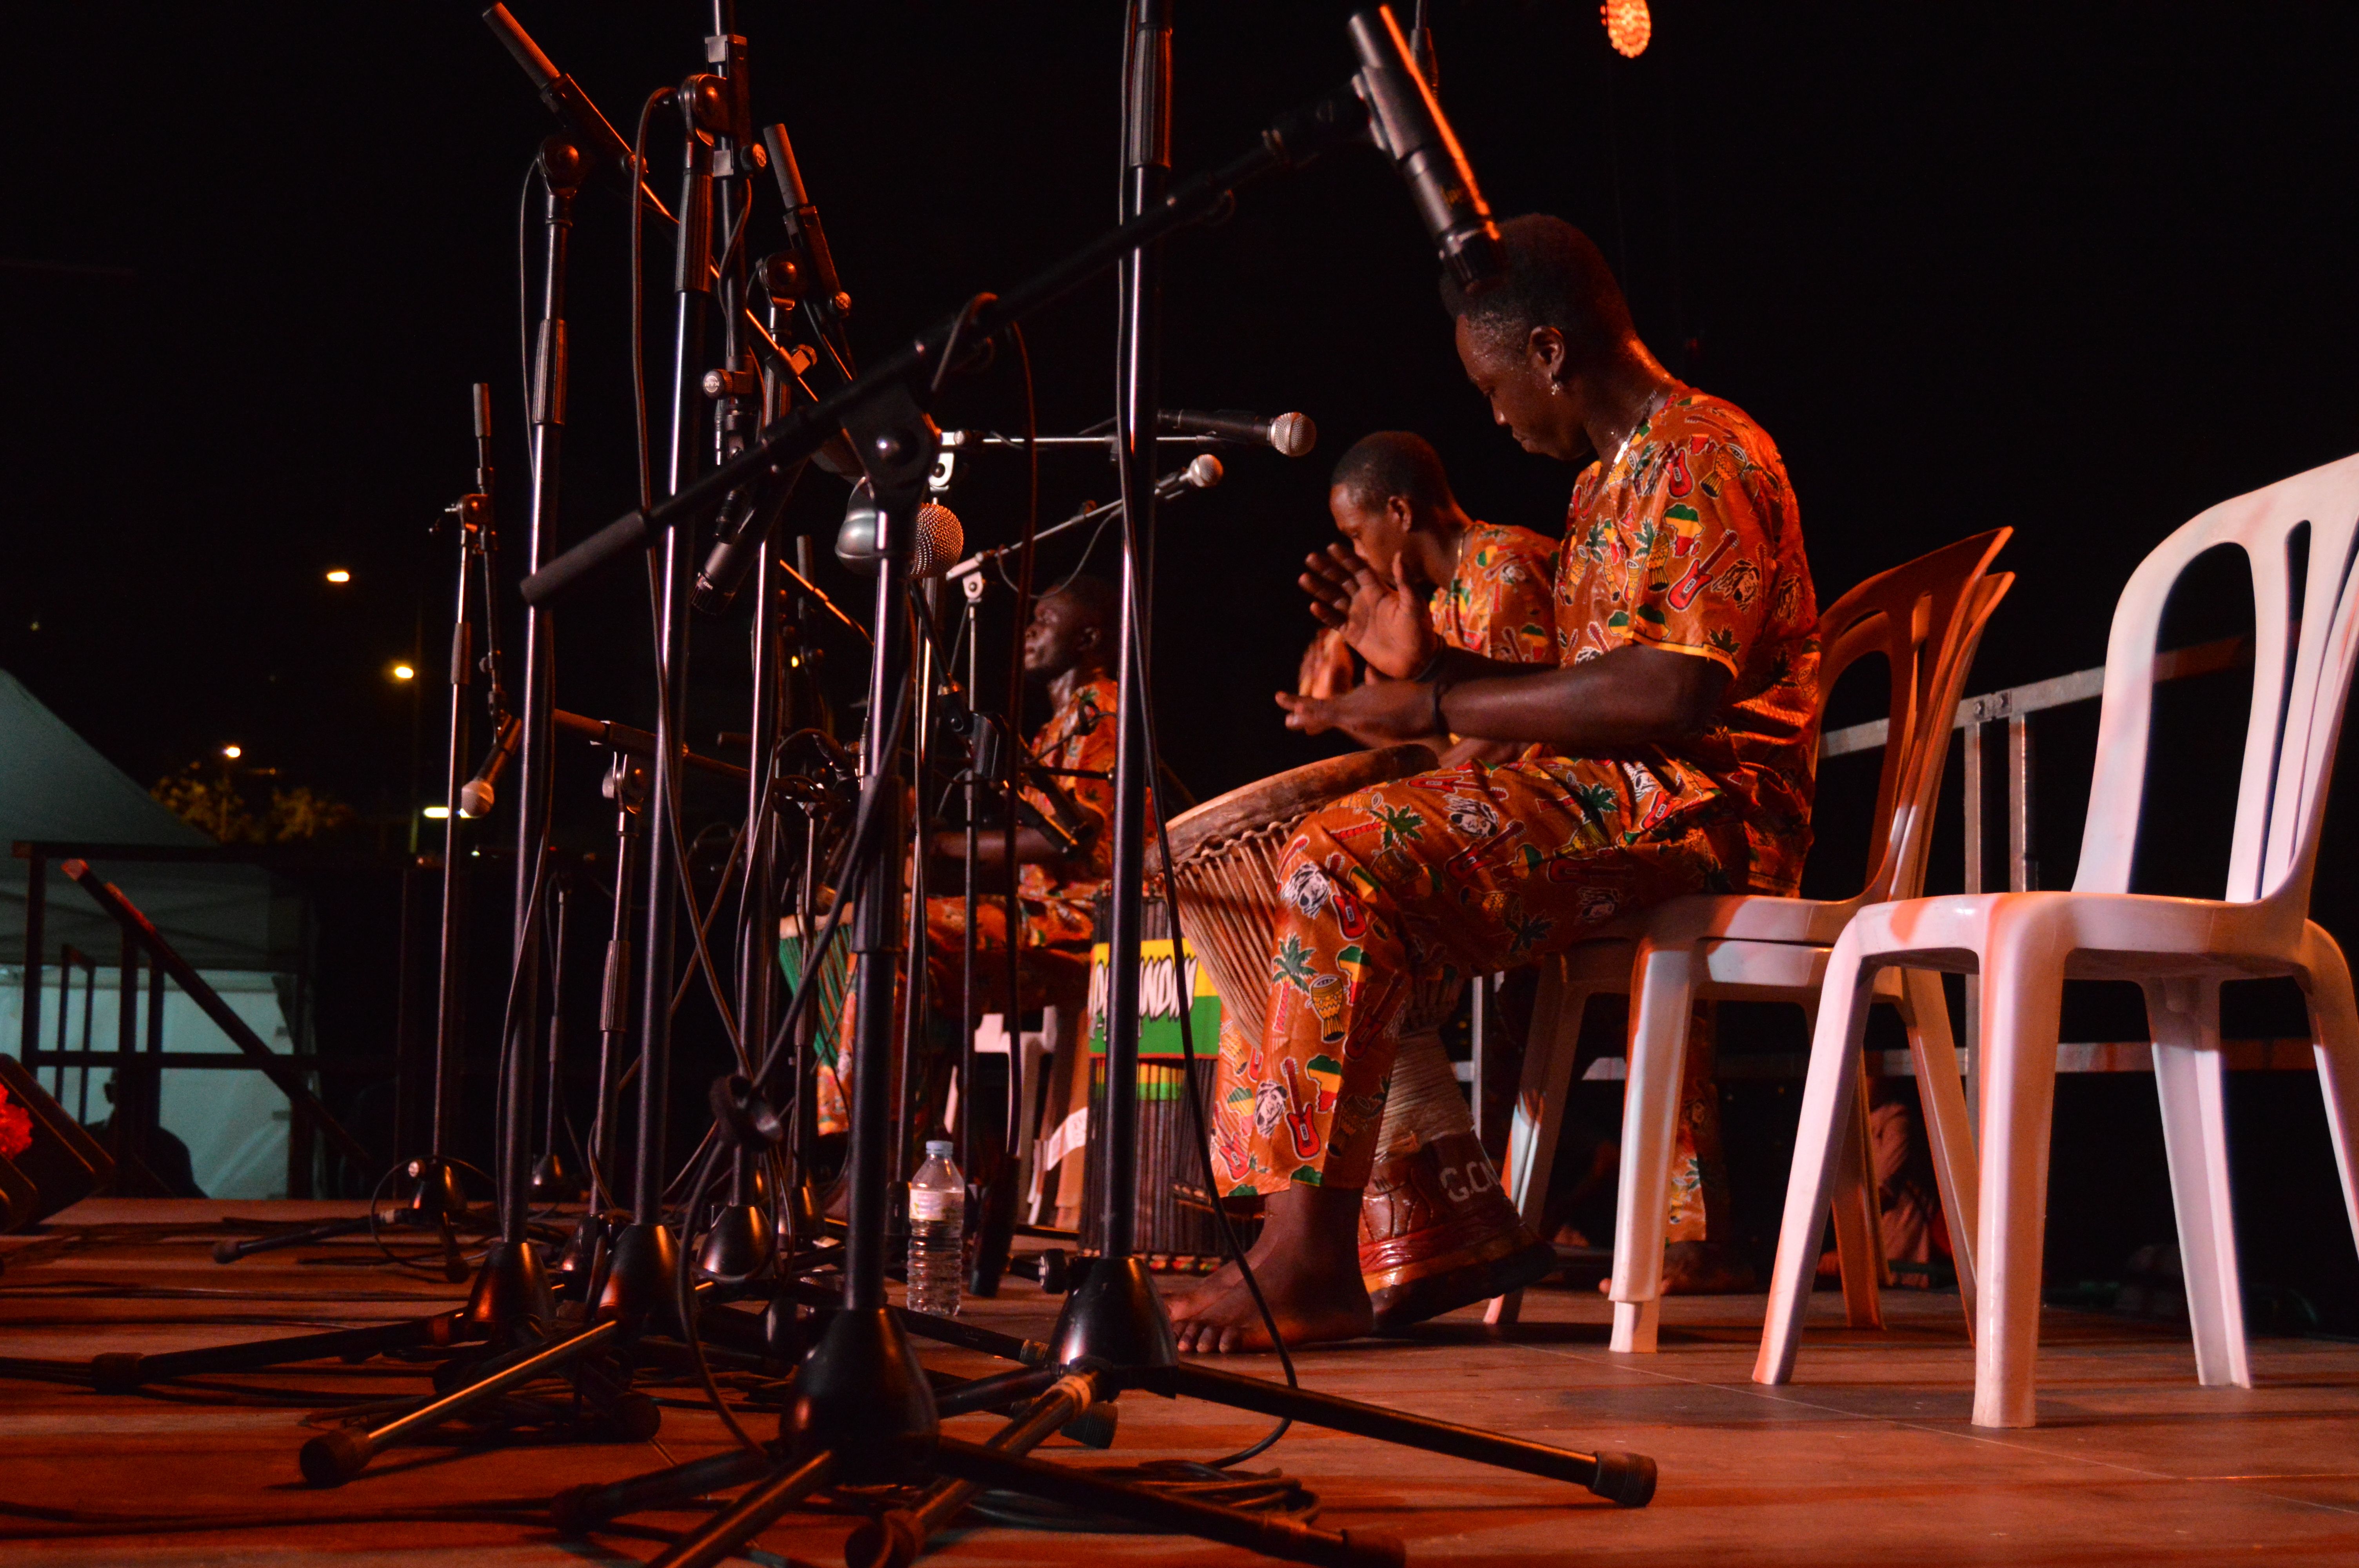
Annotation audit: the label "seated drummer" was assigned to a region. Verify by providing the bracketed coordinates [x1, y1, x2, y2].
[1173, 214, 1819, 1351]
[922, 574, 1124, 1018]
[820, 578, 1121, 1138]
[1296, 430, 1558, 769]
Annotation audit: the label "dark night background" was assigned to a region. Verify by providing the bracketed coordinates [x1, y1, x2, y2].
[6, 4, 2357, 1323]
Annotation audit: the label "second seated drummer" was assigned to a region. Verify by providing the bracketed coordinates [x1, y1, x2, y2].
[1173, 213, 1820, 1352]
[1297, 430, 1557, 768]
[1289, 430, 1569, 1325]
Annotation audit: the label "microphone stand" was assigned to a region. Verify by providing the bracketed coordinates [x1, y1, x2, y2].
[1040, 0, 1174, 1368]
[474, 131, 589, 1340]
[532, 11, 1656, 1561]
[599, 59, 722, 1338]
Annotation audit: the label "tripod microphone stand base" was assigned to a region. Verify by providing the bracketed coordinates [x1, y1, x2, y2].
[599, 1222, 686, 1336]
[530, 1152, 586, 1203]
[782, 1306, 936, 1483]
[1049, 1252, 1176, 1368]
[696, 1204, 776, 1283]
[464, 1238, 556, 1340]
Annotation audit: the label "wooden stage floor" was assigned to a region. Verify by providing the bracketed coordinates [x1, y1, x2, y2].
[2, 1201, 2355, 1565]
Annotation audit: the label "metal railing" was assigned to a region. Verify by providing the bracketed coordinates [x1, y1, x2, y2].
[12, 841, 389, 1194]
[1819, 634, 2277, 1114]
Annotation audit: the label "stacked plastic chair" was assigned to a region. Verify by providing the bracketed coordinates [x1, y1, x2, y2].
[1757, 455, 2359, 1426]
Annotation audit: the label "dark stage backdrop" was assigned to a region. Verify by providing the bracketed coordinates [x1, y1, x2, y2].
[7, 4, 2359, 1300]
[11, 0, 2359, 819]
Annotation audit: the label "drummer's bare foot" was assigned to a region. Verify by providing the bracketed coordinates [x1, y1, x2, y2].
[1170, 1182, 1372, 1353]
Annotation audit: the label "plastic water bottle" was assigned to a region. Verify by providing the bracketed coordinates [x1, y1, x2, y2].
[907, 1139, 965, 1316]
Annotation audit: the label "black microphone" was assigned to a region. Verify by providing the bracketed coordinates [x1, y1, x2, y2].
[1156, 409, 1317, 458]
[481, 5, 669, 219]
[762, 123, 852, 355]
[1348, 6, 1503, 289]
[458, 715, 522, 819]
[691, 457, 804, 617]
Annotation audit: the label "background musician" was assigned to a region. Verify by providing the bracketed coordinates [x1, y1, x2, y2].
[1173, 215, 1819, 1352]
[821, 579, 1124, 1142]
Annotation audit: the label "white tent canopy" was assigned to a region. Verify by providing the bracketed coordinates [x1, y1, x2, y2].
[0, 669, 296, 1196]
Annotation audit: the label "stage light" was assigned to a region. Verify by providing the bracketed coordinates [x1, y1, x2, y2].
[324, 568, 352, 584]
[1603, 0, 1650, 57]
[391, 662, 416, 682]
[221, 744, 242, 760]
[422, 805, 451, 820]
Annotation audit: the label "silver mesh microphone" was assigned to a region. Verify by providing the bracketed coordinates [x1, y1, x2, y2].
[835, 481, 966, 578]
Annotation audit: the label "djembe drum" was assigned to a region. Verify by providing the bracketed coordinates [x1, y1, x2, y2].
[1157, 745, 1555, 1328]
[1077, 897, 1246, 1273]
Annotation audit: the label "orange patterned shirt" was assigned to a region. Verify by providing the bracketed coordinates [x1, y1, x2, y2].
[1016, 675, 1121, 948]
[1429, 520, 1558, 664]
[1550, 387, 1819, 896]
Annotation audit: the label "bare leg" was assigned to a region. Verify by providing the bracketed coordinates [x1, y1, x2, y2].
[1170, 1182, 1374, 1354]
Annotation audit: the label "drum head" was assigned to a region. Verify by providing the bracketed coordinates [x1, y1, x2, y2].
[1159, 743, 1439, 867]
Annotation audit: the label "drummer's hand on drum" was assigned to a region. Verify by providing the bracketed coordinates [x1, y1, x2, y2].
[1275, 675, 1435, 747]
[1300, 544, 1436, 680]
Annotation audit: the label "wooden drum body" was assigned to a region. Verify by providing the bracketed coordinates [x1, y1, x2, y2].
[1156, 744, 1441, 1052]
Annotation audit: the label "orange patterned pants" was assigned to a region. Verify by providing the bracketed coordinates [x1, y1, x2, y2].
[1210, 758, 1734, 1196]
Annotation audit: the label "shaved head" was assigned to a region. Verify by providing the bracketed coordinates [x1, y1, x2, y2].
[1439, 214, 1634, 370]
[1330, 431, 1456, 514]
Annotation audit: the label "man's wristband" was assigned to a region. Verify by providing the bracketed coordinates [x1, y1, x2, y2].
[1407, 645, 1446, 683]
[1428, 677, 1454, 738]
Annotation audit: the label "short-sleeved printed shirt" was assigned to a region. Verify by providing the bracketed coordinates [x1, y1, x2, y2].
[1428, 521, 1558, 664]
[1550, 387, 1819, 897]
[1016, 675, 1121, 948]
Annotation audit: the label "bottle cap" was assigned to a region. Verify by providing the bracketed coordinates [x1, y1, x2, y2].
[924, 1139, 954, 1159]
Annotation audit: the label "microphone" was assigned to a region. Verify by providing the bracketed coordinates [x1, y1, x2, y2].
[761, 123, 851, 346]
[691, 458, 805, 617]
[1156, 409, 1316, 457]
[835, 482, 965, 579]
[1163, 453, 1224, 495]
[458, 715, 523, 819]
[480, 6, 652, 209]
[1348, 7, 1503, 289]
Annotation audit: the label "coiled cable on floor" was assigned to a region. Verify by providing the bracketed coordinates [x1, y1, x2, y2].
[963, 1460, 1320, 1532]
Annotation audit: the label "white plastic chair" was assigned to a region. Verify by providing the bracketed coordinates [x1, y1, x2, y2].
[1755, 454, 2359, 1428]
[1493, 530, 2013, 1350]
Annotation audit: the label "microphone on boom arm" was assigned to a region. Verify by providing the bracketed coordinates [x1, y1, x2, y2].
[1349, 6, 1503, 290]
[480, 5, 670, 220]
[1155, 408, 1317, 457]
[691, 455, 805, 617]
[761, 123, 852, 365]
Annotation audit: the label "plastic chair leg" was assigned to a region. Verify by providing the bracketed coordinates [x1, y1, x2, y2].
[1828, 1027, 1886, 1332]
[2301, 924, 2359, 1266]
[1487, 968, 1601, 1325]
[1754, 931, 1877, 1387]
[1608, 941, 1699, 1352]
[1896, 966, 1979, 1332]
[1972, 931, 2066, 1429]
[2144, 978, 2252, 1390]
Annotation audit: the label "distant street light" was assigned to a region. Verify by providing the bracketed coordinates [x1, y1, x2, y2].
[391, 662, 416, 682]
[325, 568, 352, 584]
[221, 744, 242, 760]
[422, 805, 451, 820]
